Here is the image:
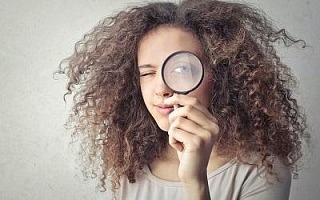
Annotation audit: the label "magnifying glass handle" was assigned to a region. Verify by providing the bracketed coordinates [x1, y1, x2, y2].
[173, 90, 190, 109]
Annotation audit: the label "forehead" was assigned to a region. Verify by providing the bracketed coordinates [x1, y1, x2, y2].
[137, 26, 203, 67]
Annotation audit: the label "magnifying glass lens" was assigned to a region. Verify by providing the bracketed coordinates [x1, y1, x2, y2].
[162, 51, 204, 94]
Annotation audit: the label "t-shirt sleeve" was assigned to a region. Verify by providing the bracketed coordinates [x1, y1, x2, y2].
[239, 159, 291, 200]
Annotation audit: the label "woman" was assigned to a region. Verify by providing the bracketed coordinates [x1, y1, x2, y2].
[59, 0, 309, 199]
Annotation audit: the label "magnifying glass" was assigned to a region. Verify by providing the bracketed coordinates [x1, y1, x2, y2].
[162, 51, 204, 94]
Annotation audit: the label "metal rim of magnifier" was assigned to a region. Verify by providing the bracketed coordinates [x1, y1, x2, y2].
[161, 51, 204, 94]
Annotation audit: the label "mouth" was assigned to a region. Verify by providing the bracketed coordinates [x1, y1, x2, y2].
[155, 104, 174, 115]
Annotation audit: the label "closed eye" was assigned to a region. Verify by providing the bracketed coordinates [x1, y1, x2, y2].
[140, 71, 156, 77]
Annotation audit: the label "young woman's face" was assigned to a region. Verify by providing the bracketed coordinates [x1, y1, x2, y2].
[137, 26, 213, 131]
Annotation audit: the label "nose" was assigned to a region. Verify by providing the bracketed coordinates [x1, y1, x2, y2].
[155, 72, 173, 97]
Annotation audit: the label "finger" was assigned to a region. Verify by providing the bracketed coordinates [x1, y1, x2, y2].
[170, 115, 206, 135]
[168, 125, 204, 152]
[168, 132, 184, 152]
[170, 116, 215, 142]
[169, 105, 219, 135]
[165, 95, 217, 123]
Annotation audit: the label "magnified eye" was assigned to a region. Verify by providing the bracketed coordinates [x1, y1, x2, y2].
[171, 64, 192, 76]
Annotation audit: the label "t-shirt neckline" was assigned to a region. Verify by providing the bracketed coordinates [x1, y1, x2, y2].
[144, 159, 236, 187]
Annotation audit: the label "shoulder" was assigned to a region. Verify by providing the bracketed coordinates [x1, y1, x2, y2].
[207, 157, 291, 200]
[236, 157, 292, 200]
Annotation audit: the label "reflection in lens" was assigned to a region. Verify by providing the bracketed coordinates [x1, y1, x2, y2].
[171, 64, 192, 76]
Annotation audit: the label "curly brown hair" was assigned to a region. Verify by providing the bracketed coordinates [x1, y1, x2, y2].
[58, 0, 310, 192]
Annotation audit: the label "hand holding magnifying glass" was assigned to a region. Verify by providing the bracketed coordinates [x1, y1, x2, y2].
[162, 51, 204, 95]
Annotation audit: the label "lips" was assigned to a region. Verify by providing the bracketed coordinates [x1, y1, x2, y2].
[155, 104, 174, 115]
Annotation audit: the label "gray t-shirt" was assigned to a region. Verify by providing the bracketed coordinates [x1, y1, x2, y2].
[113, 159, 291, 200]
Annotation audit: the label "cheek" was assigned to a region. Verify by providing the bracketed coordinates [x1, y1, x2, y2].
[140, 82, 152, 104]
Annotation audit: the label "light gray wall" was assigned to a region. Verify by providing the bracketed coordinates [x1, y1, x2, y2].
[0, 0, 319, 199]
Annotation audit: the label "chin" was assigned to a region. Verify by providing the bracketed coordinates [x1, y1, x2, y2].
[157, 121, 169, 132]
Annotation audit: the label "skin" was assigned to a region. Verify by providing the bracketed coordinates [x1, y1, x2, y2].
[137, 25, 226, 200]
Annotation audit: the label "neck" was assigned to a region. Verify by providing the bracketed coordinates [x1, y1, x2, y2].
[162, 144, 180, 161]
